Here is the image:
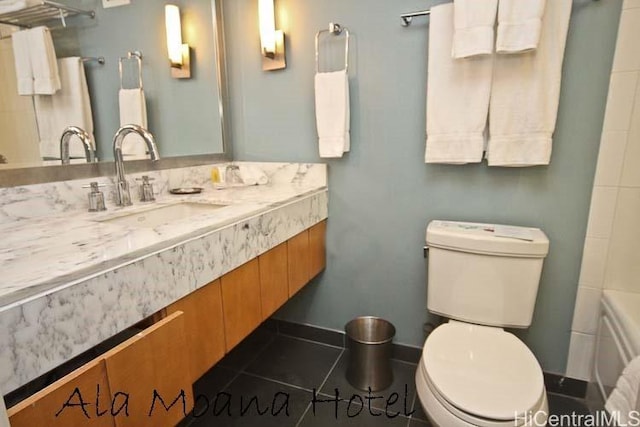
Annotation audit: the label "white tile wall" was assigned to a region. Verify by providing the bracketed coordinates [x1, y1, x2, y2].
[602, 72, 638, 131]
[578, 237, 609, 288]
[566, 332, 597, 381]
[584, 186, 619, 239]
[612, 8, 640, 72]
[594, 131, 628, 186]
[568, 5, 640, 381]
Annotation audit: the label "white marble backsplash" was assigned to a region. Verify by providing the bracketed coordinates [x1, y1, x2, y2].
[0, 161, 328, 395]
[0, 162, 327, 224]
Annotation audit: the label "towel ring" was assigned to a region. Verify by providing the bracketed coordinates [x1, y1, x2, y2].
[118, 50, 143, 90]
[315, 23, 350, 73]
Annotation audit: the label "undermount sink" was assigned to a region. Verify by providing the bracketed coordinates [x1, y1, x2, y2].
[98, 202, 227, 228]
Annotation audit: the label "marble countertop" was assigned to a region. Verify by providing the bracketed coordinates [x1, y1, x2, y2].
[0, 181, 324, 311]
[0, 162, 328, 394]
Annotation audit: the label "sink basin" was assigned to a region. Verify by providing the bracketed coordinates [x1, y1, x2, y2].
[98, 202, 227, 228]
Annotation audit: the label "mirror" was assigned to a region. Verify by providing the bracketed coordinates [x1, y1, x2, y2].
[0, 0, 227, 173]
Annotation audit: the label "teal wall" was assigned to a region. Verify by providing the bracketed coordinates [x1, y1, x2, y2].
[222, 0, 622, 373]
[53, 0, 223, 161]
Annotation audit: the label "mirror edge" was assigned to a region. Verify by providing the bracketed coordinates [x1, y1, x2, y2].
[0, 0, 232, 188]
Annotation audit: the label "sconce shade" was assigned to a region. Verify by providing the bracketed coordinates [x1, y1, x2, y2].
[258, 0, 276, 57]
[165, 4, 183, 66]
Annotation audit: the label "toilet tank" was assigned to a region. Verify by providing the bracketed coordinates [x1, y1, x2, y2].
[426, 220, 549, 328]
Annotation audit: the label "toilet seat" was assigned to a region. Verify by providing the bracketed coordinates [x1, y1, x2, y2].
[421, 321, 545, 422]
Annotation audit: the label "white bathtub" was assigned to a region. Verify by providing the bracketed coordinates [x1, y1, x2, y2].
[594, 290, 640, 406]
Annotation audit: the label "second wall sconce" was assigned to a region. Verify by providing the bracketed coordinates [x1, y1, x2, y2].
[165, 4, 191, 79]
[258, 0, 286, 71]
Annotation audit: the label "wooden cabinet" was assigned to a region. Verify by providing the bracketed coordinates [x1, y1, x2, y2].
[288, 220, 327, 297]
[7, 220, 326, 427]
[166, 280, 225, 384]
[8, 359, 115, 427]
[104, 312, 193, 427]
[220, 259, 262, 350]
[309, 220, 327, 279]
[259, 242, 289, 320]
[287, 230, 310, 297]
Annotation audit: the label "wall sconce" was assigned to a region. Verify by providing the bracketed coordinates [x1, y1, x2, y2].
[165, 4, 191, 79]
[258, 0, 285, 71]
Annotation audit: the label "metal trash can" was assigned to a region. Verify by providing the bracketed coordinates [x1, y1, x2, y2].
[345, 316, 396, 391]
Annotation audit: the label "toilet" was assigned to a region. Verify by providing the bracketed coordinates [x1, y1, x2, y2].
[416, 220, 550, 427]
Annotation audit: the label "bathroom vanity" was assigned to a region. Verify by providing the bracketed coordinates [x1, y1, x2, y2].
[0, 162, 328, 426]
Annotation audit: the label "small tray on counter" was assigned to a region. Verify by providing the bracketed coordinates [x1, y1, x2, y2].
[169, 187, 203, 195]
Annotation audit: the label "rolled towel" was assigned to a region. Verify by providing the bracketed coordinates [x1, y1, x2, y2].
[452, 0, 498, 59]
[119, 88, 149, 158]
[10, 30, 33, 95]
[426, 3, 493, 164]
[488, 0, 571, 166]
[238, 165, 269, 186]
[0, 0, 27, 14]
[605, 356, 640, 424]
[28, 26, 61, 95]
[315, 69, 350, 158]
[497, 0, 547, 54]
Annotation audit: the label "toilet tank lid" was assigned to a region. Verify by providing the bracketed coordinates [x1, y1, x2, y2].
[426, 220, 549, 257]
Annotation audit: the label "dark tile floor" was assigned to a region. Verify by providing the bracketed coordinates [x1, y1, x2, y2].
[180, 325, 596, 427]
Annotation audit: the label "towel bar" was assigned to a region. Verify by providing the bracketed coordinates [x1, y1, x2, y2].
[315, 22, 350, 73]
[401, 0, 600, 27]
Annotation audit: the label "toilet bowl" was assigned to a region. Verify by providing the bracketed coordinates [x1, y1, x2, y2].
[416, 221, 551, 427]
[415, 321, 548, 426]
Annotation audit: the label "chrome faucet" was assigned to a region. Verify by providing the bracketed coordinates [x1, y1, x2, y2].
[60, 126, 96, 164]
[112, 125, 160, 207]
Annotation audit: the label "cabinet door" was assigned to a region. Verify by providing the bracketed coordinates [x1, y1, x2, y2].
[220, 259, 262, 350]
[259, 242, 289, 320]
[166, 280, 225, 384]
[309, 220, 327, 279]
[104, 311, 192, 427]
[287, 230, 310, 297]
[8, 359, 115, 427]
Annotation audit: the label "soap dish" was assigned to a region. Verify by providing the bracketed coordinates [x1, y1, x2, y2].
[169, 187, 203, 195]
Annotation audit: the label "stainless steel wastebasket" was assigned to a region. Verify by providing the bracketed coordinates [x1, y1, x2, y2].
[345, 316, 396, 391]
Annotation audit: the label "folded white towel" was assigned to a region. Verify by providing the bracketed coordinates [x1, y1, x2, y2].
[426, 3, 493, 164]
[452, 0, 498, 59]
[315, 70, 350, 158]
[487, 0, 572, 167]
[238, 165, 269, 186]
[119, 88, 149, 158]
[0, 0, 26, 14]
[10, 30, 33, 95]
[28, 26, 61, 95]
[35, 57, 95, 160]
[497, 0, 547, 54]
[605, 356, 640, 423]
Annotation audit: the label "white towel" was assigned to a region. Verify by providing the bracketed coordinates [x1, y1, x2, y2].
[497, 0, 547, 54]
[34, 57, 94, 160]
[426, 4, 493, 164]
[315, 70, 350, 158]
[487, 0, 572, 167]
[10, 30, 33, 95]
[605, 356, 640, 423]
[452, 0, 498, 59]
[0, 0, 26, 14]
[28, 26, 60, 95]
[119, 88, 149, 158]
[238, 165, 269, 186]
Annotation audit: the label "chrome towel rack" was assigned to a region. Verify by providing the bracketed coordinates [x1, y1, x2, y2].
[118, 50, 143, 90]
[0, 0, 95, 29]
[315, 22, 350, 73]
[401, 0, 600, 27]
[82, 56, 105, 65]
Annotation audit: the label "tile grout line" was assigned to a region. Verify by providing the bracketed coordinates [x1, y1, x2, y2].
[277, 331, 345, 350]
[295, 347, 345, 426]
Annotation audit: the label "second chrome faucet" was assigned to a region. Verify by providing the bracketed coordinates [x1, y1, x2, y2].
[113, 125, 160, 207]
